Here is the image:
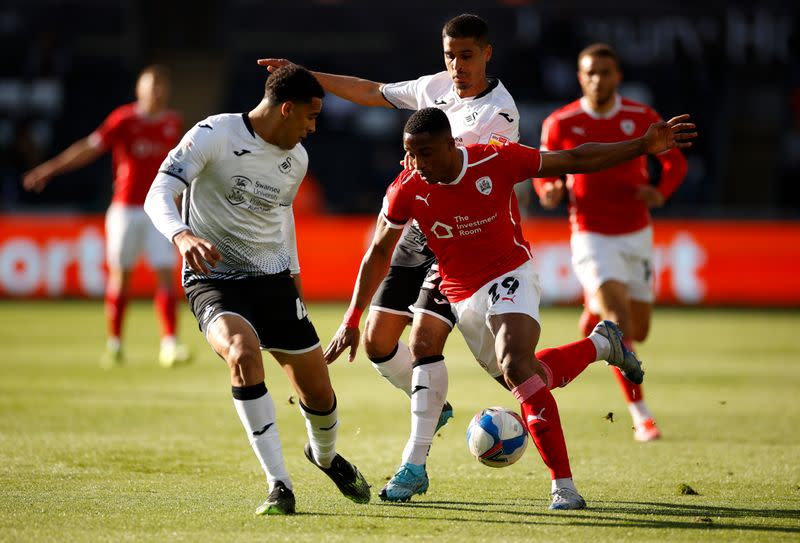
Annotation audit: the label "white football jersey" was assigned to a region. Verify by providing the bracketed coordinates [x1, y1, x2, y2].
[149, 113, 307, 284]
[381, 71, 519, 145]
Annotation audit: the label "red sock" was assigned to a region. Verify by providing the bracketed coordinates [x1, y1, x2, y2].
[612, 339, 643, 402]
[537, 338, 598, 389]
[579, 307, 601, 337]
[154, 288, 177, 337]
[105, 290, 128, 338]
[513, 375, 571, 479]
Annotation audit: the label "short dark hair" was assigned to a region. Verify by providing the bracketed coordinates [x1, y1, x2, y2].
[404, 107, 452, 138]
[577, 43, 621, 70]
[264, 64, 325, 104]
[442, 13, 489, 46]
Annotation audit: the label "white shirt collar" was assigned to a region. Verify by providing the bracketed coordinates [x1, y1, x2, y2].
[579, 94, 621, 119]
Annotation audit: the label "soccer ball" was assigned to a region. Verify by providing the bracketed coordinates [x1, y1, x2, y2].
[466, 406, 528, 468]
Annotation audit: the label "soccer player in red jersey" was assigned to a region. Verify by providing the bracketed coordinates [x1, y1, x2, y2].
[259, 14, 521, 499]
[325, 107, 696, 509]
[536, 44, 689, 441]
[23, 65, 191, 368]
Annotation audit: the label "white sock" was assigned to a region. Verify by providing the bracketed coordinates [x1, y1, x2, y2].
[401, 358, 448, 466]
[552, 477, 578, 493]
[107, 337, 121, 351]
[370, 341, 413, 397]
[628, 400, 654, 425]
[588, 329, 611, 360]
[299, 397, 338, 468]
[160, 335, 177, 349]
[232, 383, 291, 491]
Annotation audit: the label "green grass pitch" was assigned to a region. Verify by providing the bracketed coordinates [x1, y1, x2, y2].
[1, 301, 798, 542]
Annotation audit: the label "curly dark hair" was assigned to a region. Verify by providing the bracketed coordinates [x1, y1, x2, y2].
[404, 107, 452, 137]
[264, 64, 325, 103]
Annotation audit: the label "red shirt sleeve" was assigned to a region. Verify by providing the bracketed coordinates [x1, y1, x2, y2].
[92, 106, 128, 149]
[647, 108, 688, 199]
[381, 170, 414, 227]
[496, 142, 541, 189]
[534, 114, 563, 197]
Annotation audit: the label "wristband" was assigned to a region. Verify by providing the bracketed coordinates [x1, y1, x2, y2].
[343, 306, 363, 329]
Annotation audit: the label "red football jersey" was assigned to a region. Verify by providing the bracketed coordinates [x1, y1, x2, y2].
[382, 142, 541, 302]
[538, 95, 687, 235]
[90, 103, 182, 205]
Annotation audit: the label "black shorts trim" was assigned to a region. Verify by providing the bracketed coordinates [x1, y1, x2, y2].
[185, 274, 320, 353]
[411, 264, 456, 326]
[370, 263, 430, 315]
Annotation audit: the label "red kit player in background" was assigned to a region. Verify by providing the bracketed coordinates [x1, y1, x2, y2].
[23, 65, 191, 368]
[326, 107, 696, 508]
[536, 44, 688, 441]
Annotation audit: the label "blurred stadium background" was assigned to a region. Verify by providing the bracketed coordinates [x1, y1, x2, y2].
[1, 0, 798, 303]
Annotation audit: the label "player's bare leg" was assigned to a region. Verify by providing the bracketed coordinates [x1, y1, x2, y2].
[206, 314, 294, 514]
[364, 310, 413, 394]
[595, 281, 660, 441]
[380, 313, 452, 502]
[488, 312, 585, 510]
[101, 267, 131, 367]
[273, 347, 370, 504]
[154, 267, 191, 367]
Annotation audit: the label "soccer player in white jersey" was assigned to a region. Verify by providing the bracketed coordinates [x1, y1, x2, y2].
[258, 14, 522, 500]
[326, 107, 695, 509]
[144, 65, 370, 515]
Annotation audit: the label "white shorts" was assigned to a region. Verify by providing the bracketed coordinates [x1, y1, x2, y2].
[105, 203, 177, 270]
[452, 259, 542, 378]
[570, 226, 654, 310]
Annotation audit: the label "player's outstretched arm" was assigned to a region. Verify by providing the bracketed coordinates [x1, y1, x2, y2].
[22, 137, 103, 193]
[323, 216, 403, 364]
[257, 57, 391, 108]
[538, 114, 697, 178]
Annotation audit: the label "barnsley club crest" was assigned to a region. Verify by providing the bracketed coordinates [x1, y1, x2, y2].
[620, 119, 635, 136]
[475, 176, 493, 195]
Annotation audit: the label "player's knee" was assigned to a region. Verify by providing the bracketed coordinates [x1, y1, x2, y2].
[298, 383, 335, 413]
[225, 340, 260, 381]
[363, 324, 395, 359]
[497, 350, 530, 385]
[409, 324, 448, 359]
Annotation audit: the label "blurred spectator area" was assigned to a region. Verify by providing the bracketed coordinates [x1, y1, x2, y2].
[1, 0, 798, 217]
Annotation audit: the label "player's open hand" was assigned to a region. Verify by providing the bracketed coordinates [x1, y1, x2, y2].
[173, 230, 222, 275]
[643, 114, 697, 155]
[539, 179, 565, 209]
[22, 165, 53, 193]
[256, 58, 294, 73]
[323, 324, 360, 364]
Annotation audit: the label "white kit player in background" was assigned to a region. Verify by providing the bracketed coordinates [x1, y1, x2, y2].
[144, 65, 370, 516]
[258, 13, 524, 503]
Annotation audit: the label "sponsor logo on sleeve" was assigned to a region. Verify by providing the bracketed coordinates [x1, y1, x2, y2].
[488, 133, 509, 146]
